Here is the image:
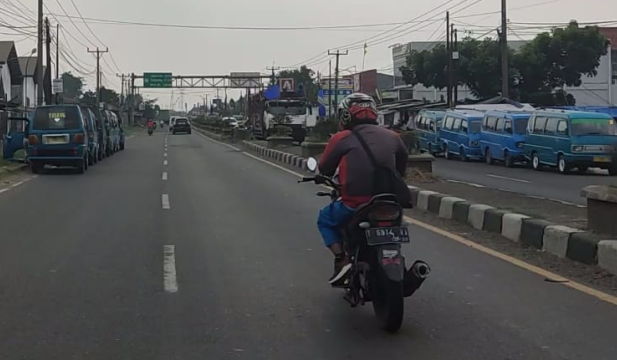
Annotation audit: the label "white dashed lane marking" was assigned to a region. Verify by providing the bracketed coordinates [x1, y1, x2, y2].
[162, 194, 171, 209]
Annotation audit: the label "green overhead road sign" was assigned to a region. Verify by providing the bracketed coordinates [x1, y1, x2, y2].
[143, 73, 172, 88]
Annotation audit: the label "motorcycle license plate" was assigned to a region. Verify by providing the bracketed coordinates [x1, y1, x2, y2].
[365, 226, 410, 246]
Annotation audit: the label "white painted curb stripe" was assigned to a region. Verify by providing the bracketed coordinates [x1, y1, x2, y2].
[163, 245, 178, 293]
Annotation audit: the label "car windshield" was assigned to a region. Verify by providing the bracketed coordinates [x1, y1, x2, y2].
[176, 119, 188, 124]
[266, 101, 306, 116]
[468, 121, 482, 133]
[514, 119, 529, 134]
[570, 118, 617, 136]
[33, 106, 81, 130]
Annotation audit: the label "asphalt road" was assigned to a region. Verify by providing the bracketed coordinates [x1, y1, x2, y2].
[433, 157, 615, 205]
[1, 127, 616, 360]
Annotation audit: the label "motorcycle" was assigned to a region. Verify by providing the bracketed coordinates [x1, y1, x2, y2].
[301, 157, 430, 333]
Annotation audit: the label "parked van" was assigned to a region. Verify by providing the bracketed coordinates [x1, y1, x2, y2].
[524, 109, 617, 175]
[440, 109, 484, 161]
[107, 111, 121, 153]
[480, 110, 531, 167]
[414, 110, 445, 155]
[27, 104, 91, 174]
[82, 107, 100, 166]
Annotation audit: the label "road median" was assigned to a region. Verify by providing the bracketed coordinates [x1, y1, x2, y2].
[195, 130, 617, 276]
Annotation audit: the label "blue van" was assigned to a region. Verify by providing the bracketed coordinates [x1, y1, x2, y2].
[480, 110, 531, 167]
[414, 110, 445, 155]
[524, 109, 617, 175]
[440, 109, 484, 161]
[27, 105, 91, 174]
[82, 107, 100, 166]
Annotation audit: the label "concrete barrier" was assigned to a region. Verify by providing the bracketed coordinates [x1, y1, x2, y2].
[409, 188, 420, 208]
[452, 201, 471, 224]
[567, 232, 600, 265]
[417, 191, 438, 211]
[520, 218, 551, 249]
[542, 225, 581, 258]
[467, 204, 494, 230]
[427, 193, 447, 214]
[502, 213, 530, 242]
[598, 240, 617, 275]
[483, 209, 511, 234]
[438, 197, 465, 219]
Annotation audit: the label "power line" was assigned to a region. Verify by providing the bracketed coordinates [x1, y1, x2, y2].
[53, 0, 98, 47]
[68, 0, 107, 47]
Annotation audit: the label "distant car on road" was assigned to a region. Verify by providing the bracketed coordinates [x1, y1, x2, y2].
[172, 117, 191, 135]
[223, 117, 239, 128]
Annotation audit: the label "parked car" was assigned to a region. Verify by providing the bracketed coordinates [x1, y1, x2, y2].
[480, 110, 531, 167]
[523, 109, 617, 175]
[440, 109, 484, 161]
[82, 107, 100, 166]
[414, 110, 445, 156]
[172, 117, 191, 134]
[223, 116, 239, 128]
[26, 104, 91, 174]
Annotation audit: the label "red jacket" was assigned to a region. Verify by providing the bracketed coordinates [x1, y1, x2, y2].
[318, 124, 408, 208]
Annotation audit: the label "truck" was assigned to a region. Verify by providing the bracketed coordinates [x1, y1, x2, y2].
[248, 88, 312, 143]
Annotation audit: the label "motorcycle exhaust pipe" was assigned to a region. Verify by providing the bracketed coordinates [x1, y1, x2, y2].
[412, 261, 431, 279]
[403, 260, 431, 298]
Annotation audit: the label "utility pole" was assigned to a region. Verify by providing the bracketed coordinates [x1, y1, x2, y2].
[36, 0, 43, 106]
[129, 73, 135, 125]
[453, 27, 459, 105]
[55, 24, 59, 79]
[446, 11, 452, 108]
[116, 73, 126, 106]
[328, 59, 332, 117]
[267, 63, 280, 85]
[44, 17, 52, 105]
[500, 0, 509, 98]
[87, 47, 109, 108]
[328, 49, 348, 111]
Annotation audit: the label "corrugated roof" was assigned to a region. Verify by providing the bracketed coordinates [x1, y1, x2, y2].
[0, 41, 16, 62]
[18, 56, 37, 76]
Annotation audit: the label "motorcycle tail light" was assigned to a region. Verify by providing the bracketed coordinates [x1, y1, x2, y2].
[368, 205, 401, 221]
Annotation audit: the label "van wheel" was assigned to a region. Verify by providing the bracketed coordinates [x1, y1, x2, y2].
[427, 143, 433, 155]
[485, 149, 493, 165]
[531, 152, 541, 171]
[577, 166, 588, 174]
[558, 155, 571, 174]
[30, 162, 42, 174]
[76, 159, 86, 174]
[444, 145, 451, 160]
[88, 153, 94, 166]
[504, 150, 514, 168]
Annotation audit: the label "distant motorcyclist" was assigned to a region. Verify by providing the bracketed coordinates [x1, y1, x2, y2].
[147, 119, 155, 129]
[317, 93, 409, 284]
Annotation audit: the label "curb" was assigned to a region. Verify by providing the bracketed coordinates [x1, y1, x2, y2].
[0, 163, 28, 178]
[218, 136, 617, 276]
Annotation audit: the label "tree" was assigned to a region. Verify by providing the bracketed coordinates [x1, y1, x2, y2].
[81, 90, 96, 105]
[229, 98, 236, 109]
[513, 21, 608, 105]
[277, 65, 319, 102]
[399, 21, 608, 105]
[62, 72, 84, 100]
[99, 87, 119, 106]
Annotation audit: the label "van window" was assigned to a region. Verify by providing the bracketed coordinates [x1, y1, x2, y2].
[33, 106, 82, 130]
[557, 120, 569, 136]
[533, 117, 548, 134]
[80, 108, 90, 131]
[545, 118, 559, 135]
[495, 118, 504, 132]
[453, 118, 462, 131]
[469, 121, 482, 134]
[461, 119, 468, 133]
[415, 115, 422, 127]
[514, 119, 529, 134]
[570, 118, 617, 136]
[421, 117, 428, 130]
[485, 116, 498, 131]
[444, 116, 454, 130]
[428, 120, 435, 132]
[504, 119, 512, 134]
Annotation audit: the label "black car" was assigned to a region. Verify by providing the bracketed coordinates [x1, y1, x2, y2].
[172, 118, 191, 135]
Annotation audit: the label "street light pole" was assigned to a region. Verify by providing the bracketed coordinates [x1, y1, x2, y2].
[24, 48, 37, 109]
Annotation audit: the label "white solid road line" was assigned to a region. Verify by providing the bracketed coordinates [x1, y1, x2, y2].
[162, 194, 171, 209]
[486, 173, 531, 183]
[163, 245, 178, 293]
[163, 160, 168, 166]
[164, 152, 168, 157]
[162, 172, 168, 181]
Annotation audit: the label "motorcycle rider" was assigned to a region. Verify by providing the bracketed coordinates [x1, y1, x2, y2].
[317, 93, 409, 284]
[147, 119, 155, 130]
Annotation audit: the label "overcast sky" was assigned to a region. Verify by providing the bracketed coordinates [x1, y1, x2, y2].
[1, 0, 614, 109]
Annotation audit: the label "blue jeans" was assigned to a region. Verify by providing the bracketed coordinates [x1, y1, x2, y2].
[317, 200, 356, 247]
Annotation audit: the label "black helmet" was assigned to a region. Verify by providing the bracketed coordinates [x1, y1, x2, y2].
[337, 93, 378, 130]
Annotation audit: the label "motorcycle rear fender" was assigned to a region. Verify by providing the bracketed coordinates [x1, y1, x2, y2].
[375, 244, 405, 282]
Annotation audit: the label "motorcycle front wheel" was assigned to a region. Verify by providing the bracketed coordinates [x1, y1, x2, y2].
[371, 273, 404, 333]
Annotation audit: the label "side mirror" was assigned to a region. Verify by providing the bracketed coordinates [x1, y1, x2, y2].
[307, 157, 318, 172]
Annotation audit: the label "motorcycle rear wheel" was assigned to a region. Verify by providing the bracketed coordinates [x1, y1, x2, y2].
[372, 274, 404, 333]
